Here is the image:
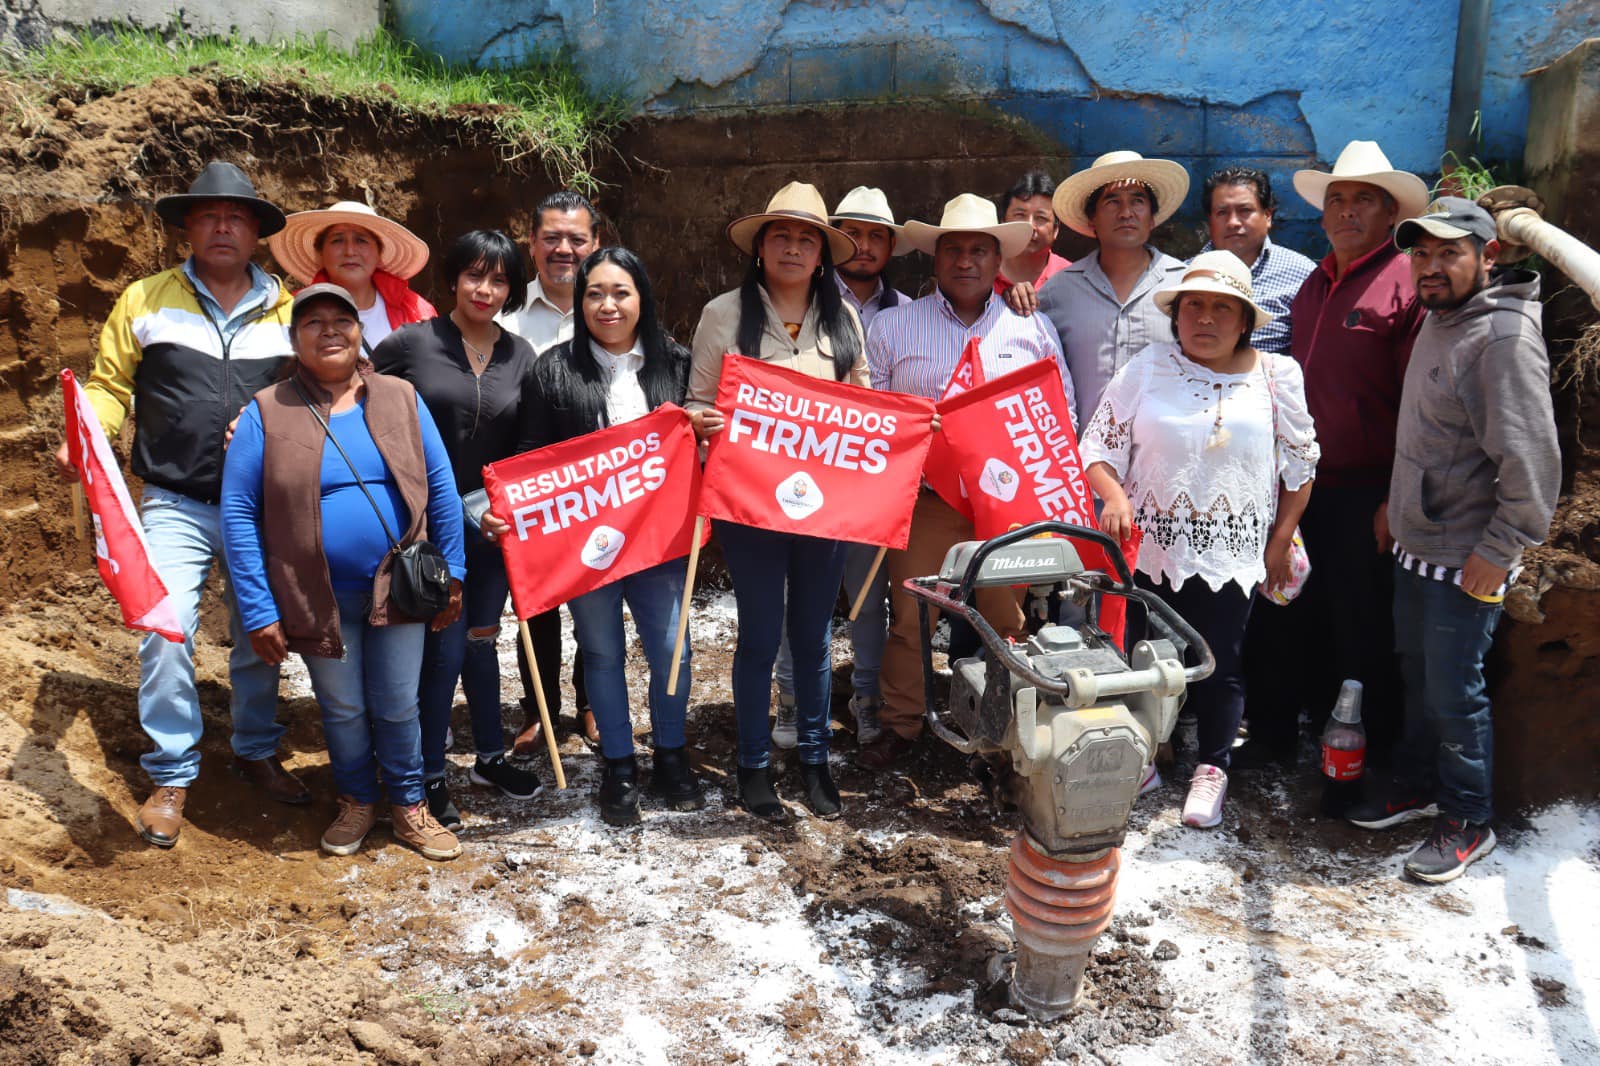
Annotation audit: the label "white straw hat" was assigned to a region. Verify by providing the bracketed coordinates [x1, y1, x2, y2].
[1292, 141, 1430, 222]
[269, 201, 430, 285]
[831, 186, 911, 256]
[899, 194, 1033, 258]
[726, 182, 858, 263]
[1153, 250, 1275, 330]
[1052, 151, 1190, 237]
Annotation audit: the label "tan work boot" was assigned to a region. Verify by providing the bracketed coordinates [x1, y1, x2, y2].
[391, 801, 462, 860]
[137, 786, 187, 847]
[320, 795, 377, 856]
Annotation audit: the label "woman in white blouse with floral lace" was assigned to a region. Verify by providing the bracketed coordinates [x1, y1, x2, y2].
[1081, 251, 1318, 829]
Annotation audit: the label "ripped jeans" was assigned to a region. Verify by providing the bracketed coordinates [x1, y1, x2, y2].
[419, 528, 509, 778]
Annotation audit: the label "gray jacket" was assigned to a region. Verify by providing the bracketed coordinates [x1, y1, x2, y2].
[1387, 269, 1560, 570]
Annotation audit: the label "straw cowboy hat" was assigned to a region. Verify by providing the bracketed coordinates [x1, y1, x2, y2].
[900, 194, 1033, 258]
[830, 186, 911, 256]
[1052, 151, 1190, 237]
[155, 160, 287, 236]
[727, 182, 858, 263]
[269, 200, 431, 285]
[1293, 141, 1430, 222]
[1153, 250, 1275, 330]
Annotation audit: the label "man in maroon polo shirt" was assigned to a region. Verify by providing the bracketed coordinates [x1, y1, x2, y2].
[1241, 141, 1429, 777]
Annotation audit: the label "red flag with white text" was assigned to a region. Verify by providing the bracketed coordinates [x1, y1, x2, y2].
[60, 369, 184, 643]
[922, 336, 986, 519]
[698, 356, 935, 548]
[483, 405, 708, 620]
[935, 359, 1140, 642]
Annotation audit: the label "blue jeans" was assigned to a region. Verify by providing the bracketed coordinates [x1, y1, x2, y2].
[1392, 563, 1503, 823]
[568, 558, 690, 760]
[717, 521, 848, 768]
[420, 528, 508, 777]
[775, 541, 887, 699]
[302, 590, 426, 805]
[137, 486, 282, 787]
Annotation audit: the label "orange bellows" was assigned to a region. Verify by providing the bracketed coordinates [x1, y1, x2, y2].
[1003, 833, 1121, 1019]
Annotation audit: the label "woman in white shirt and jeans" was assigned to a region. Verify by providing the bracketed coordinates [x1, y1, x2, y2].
[1080, 250, 1318, 828]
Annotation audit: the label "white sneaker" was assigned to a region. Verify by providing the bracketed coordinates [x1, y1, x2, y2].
[851, 692, 883, 745]
[1138, 763, 1162, 796]
[771, 693, 798, 749]
[1182, 764, 1228, 828]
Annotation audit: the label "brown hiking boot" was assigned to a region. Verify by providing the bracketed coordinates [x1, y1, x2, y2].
[320, 795, 377, 856]
[232, 754, 312, 805]
[511, 715, 545, 760]
[391, 801, 462, 861]
[137, 786, 187, 847]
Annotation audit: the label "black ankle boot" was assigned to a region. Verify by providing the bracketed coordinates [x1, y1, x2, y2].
[736, 765, 788, 822]
[598, 756, 641, 827]
[650, 747, 706, 811]
[799, 761, 842, 819]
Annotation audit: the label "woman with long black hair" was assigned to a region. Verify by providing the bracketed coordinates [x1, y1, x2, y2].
[685, 182, 866, 822]
[482, 247, 701, 826]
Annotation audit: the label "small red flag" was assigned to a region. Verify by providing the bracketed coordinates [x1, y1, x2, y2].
[483, 405, 708, 620]
[60, 369, 184, 643]
[698, 356, 935, 549]
[922, 336, 987, 519]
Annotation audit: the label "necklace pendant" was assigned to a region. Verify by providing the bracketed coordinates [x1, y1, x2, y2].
[1206, 425, 1232, 450]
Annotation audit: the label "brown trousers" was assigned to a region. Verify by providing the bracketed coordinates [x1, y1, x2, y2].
[880, 492, 1024, 740]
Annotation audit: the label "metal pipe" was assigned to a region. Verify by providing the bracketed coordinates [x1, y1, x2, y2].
[1445, 0, 1491, 160]
[1497, 207, 1600, 312]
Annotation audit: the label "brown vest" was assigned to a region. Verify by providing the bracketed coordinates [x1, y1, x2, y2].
[254, 368, 432, 657]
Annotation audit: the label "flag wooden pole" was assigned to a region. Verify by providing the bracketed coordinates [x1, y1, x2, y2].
[517, 619, 566, 789]
[666, 515, 705, 697]
[71, 484, 86, 542]
[848, 546, 888, 621]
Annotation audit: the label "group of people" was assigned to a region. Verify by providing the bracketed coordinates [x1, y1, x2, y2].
[59, 133, 1560, 884]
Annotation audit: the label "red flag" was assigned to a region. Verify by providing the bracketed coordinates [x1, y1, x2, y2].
[936, 359, 1140, 642]
[699, 356, 935, 549]
[60, 370, 184, 643]
[922, 337, 987, 519]
[483, 405, 708, 620]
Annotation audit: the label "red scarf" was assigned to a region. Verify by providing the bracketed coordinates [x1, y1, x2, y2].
[310, 268, 437, 329]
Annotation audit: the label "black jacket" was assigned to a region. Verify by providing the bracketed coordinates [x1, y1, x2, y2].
[525, 337, 691, 449]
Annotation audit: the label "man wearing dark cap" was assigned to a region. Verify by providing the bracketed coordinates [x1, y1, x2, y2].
[1347, 198, 1559, 883]
[53, 160, 304, 847]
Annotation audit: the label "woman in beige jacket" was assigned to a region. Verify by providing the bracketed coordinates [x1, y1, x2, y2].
[686, 182, 866, 822]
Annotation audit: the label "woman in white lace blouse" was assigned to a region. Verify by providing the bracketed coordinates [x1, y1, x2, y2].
[1081, 250, 1318, 829]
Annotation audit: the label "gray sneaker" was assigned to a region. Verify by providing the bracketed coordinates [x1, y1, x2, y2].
[851, 692, 883, 745]
[771, 692, 798, 749]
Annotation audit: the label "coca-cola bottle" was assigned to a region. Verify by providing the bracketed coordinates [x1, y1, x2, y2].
[1320, 680, 1366, 817]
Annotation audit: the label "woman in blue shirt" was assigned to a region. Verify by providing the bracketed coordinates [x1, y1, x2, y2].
[222, 283, 467, 860]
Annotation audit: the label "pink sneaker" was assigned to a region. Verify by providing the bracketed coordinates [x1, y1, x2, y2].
[1182, 764, 1228, 828]
[1138, 763, 1162, 796]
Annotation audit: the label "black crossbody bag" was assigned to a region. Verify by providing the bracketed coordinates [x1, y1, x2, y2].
[292, 380, 452, 618]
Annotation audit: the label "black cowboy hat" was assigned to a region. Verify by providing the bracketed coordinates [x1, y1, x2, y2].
[154, 161, 287, 236]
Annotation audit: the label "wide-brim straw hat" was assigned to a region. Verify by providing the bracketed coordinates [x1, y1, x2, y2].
[727, 182, 858, 264]
[1052, 151, 1190, 237]
[830, 185, 912, 257]
[900, 194, 1033, 258]
[1152, 250, 1275, 330]
[154, 160, 287, 237]
[1293, 140, 1430, 223]
[268, 200, 430, 285]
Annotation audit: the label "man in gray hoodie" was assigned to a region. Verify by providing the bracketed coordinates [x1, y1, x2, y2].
[1347, 198, 1560, 884]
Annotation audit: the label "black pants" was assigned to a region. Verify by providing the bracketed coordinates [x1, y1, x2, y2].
[1138, 573, 1253, 770]
[1246, 483, 1402, 762]
[519, 607, 587, 722]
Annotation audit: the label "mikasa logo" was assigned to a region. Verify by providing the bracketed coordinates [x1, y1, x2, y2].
[989, 554, 1053, 572]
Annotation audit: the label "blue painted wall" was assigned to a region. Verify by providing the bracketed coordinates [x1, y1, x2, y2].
[393, 0, 1594, 242]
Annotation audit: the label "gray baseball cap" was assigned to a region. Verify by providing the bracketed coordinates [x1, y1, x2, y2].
[1395, 196, 1498, 249]
[291, 281, 360, 320]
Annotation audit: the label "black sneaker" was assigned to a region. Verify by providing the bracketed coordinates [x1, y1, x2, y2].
[1347, 788, 1439, 830]
[469, 753, 544, 800]
[798, 762, 842, 820]
[1405, 816, 1497, 884]
[599, 756, 642, 827]
[649, 747, 706, 812]
[424, 778, 461, 830]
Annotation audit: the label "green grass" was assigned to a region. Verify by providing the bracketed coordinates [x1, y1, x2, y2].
[3, 25, 624, 191]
